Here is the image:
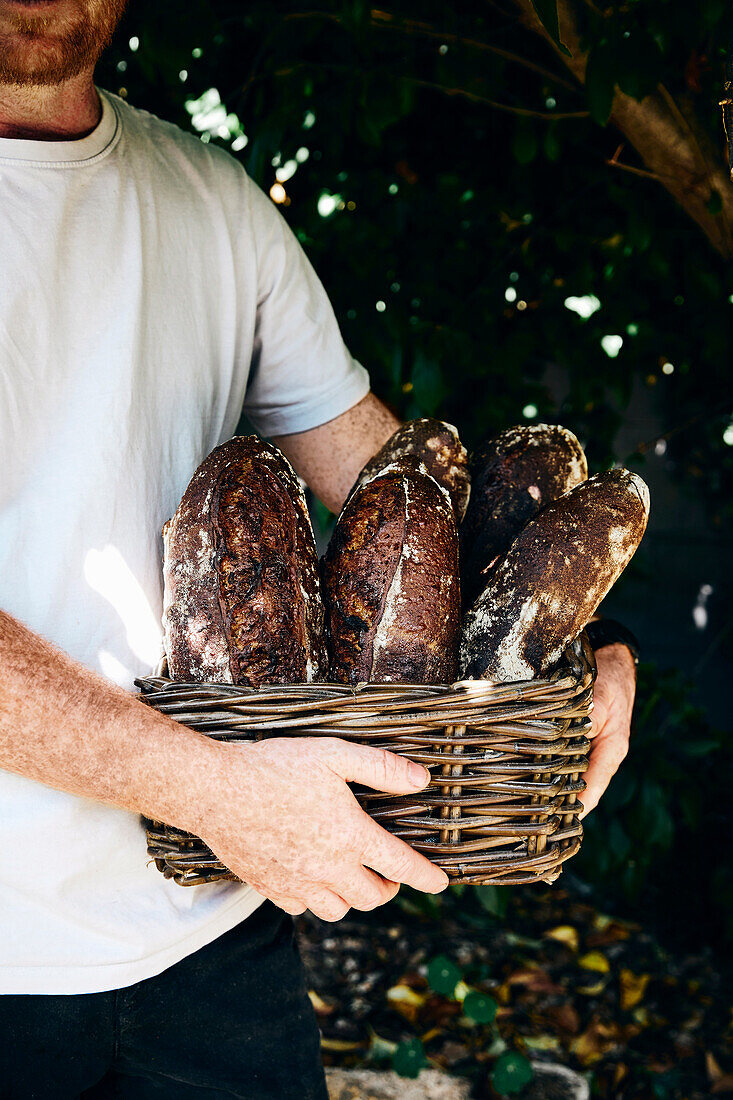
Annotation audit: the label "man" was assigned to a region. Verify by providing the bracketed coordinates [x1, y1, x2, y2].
[0, 1, 636, 1096]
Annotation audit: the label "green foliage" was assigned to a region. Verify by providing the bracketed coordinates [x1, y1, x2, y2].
[585, 40, 617, 125]
[584, 18, 666, 125]
[391, 1037, 428, 1078]
[463, 991, 498, 1024]
[426, 954, 462, 996]
[474, 885, 510, 919]
[100, 0, 733, 510]
[491, 1051, 534, 1094]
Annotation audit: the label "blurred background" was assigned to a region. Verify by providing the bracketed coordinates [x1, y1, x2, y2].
[100, 3, 731, 1094]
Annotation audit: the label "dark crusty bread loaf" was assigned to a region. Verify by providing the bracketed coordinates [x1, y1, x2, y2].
[163, 436, 327, 686]
[459, 469, 649, 682]
[351, 418, 471, 522]
[461, 424, 587, 607]
[323, 455, 460, 685]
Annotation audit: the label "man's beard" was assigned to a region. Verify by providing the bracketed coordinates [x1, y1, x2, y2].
[0, 1, 128, 86]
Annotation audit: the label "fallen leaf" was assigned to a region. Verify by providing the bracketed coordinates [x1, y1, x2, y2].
[571, 1019, 621, 1066]
[453, 980, 471, 1003]
[544, 925, 579, 951]
[613, 1063, 628, 1086]
[386, 984, 426, 1007]
[523, 1034, 561, 1052]
[307, 989, 334, 1015]
[620, 968, 650, 1010]
[708, 1052, 724, 1080]
[507, 967, 561, 993]
[543, 1003, 581, 1036]
[712, 1077, 733, 1095]
[320, 1037, 364, 1051]
[386, 982, 426, 1023]
[576, 980, 607, 996]
[579, 951, 611, 973]
[366, 1030, 397, 1060]
[493, 982, 512, 1004]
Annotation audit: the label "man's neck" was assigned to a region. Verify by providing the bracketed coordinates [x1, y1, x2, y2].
[0, 71, 100, 140]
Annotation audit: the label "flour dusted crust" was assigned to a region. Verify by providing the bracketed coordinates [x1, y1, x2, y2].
[461, 424, 587, 606]
[352, 418, 471, 522]
[323, 455, 460, 684]
[459, 469, 650, 682]
[162, 436, 327, 686]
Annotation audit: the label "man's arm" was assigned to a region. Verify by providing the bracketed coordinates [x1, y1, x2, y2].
[0, 608, 448, 918]
[273, 392, 399, 514]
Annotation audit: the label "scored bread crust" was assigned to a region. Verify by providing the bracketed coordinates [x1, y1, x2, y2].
[323, 456, 460, 684]
[351, 418, 471, 522]
[461, 424, 587, 607]
[162, 436, 327, 686]
[459, 469, 650, 682]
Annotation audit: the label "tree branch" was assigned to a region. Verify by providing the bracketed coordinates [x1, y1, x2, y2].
[238, 61, 588, 122]
[510, 0, 733, 258]
[368, 9, 579, 93]
[280, 8, 579, 93]
[407, 77, 588, 118]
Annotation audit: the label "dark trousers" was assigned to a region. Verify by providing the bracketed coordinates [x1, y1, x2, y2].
[0, 901, 328, 1100]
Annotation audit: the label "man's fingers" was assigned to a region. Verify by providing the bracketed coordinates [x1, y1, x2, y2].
[341, 868, 400, 912]
[589, 693, 608, 737]
[268, 895, 307, 916]
[579, 735, 628, 819]
[307, 890, 351, 923]
[363, 821, 449, 893]
[326, 739, 432, 795]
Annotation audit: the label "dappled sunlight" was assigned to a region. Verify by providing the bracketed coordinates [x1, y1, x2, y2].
[83, 546, 161, 668]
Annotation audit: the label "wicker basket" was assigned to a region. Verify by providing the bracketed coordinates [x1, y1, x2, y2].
[136, 635, 594, 888]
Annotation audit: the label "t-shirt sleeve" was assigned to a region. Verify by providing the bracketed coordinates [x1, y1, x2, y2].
[241, 176, 370, 437]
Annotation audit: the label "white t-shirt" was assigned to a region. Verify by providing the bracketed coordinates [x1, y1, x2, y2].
[0, 88, 369, 994]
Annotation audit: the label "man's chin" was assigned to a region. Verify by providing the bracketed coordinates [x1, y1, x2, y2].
[0, 38, 94, 86]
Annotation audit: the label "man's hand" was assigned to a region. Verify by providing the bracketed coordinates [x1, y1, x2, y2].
[193, 736, 449, 921]
[580, 643, 636, 818]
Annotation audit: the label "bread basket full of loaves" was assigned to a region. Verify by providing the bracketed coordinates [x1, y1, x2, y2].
[137, 420, 649, 887]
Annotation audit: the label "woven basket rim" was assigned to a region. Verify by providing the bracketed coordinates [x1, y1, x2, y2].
[135, 635, 595, 723]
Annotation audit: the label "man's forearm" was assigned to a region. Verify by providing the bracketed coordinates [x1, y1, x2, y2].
[0, 608, 447, 917]
[0, 609, 216, 832]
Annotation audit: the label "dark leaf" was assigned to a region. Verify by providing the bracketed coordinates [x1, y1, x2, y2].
[529, 0, 572, 56]
[491, 1051, 534, 1095]
[426, 955, 462, 996]
[585, 41, 617, 126]
[463, 991, 498, 1024]
[391, 1037, 428, 1079]
[474, 885, 510, 918]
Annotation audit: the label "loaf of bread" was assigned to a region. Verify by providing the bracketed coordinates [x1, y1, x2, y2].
[323, 456, 460, 684]
[162, 436, 327, 686]
[461, 424, 587, 606]
[351, 418, 471, 522]
[459, 469, 649, 682]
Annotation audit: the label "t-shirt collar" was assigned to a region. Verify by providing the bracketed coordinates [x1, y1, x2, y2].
[0, 87, 119, 166]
